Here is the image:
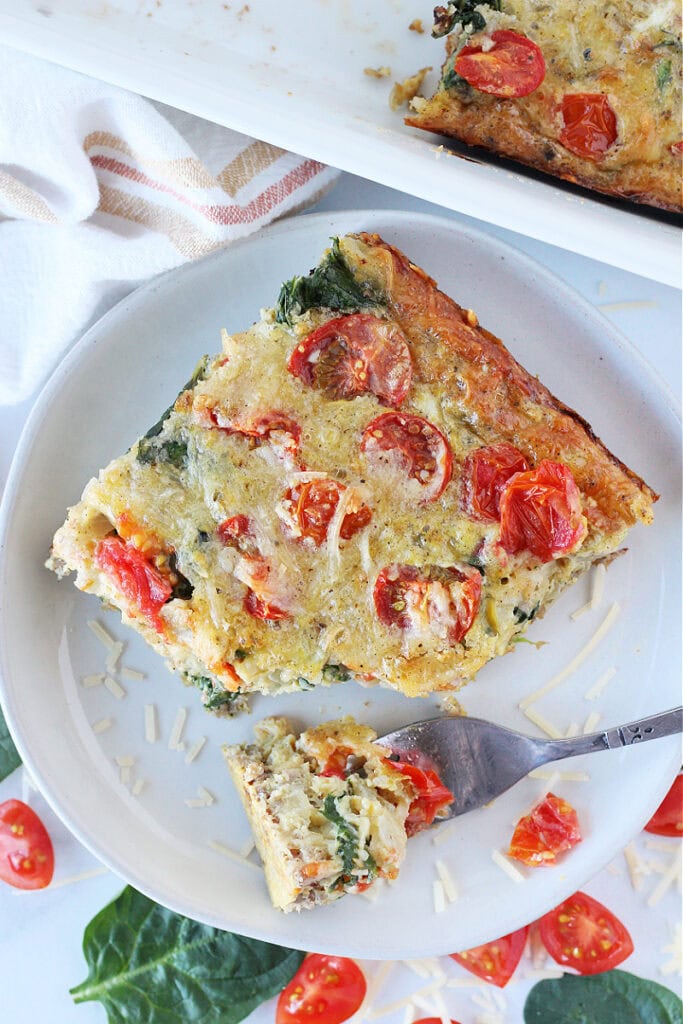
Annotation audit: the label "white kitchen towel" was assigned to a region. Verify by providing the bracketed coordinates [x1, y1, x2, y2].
[0, 45, 339, 404]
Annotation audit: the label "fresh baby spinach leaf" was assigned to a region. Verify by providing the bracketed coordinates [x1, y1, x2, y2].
[0, 707, 21, 782]
[71, 886, 305, 1024]
[524, 970, 683, 1024]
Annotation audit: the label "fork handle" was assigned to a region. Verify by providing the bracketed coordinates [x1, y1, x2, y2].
[537, 706, 683, 766]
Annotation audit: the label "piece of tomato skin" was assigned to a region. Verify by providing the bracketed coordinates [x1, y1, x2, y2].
[644, 773, 683, 837]
[276, 953, 366, 1024]
[450, 925, 529, 988]
[539, 891, 634, 975]
[0, 799, 55, 891]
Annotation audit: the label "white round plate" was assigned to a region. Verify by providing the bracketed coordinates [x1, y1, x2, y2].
[0, 211, 680, 959]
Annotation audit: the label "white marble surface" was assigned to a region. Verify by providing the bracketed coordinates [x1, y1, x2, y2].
[0, 174, 681, 1022]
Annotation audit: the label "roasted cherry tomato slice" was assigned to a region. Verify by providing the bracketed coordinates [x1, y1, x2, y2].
[288, 313, 413, 406]
[95, 535, 172, 632]
[671, 141, 683, 154]
[320, 747, 354, 779]
[462, 443, 529, 522]
[210, 408, 301, 458]
[455, 29, 545, 98]
[217, 514, 256, 553]
[361, 412, 453, 503]
[539, 891, 634, 975]
[243, 588, 289, 621]
[236, 554, 292, 621]
[559, 93, 618, 161]
[508, 793, 582, 867]
[281, 479, 372, 546]
[288, 313, 411, 405]
[384, 760, 454, 836]
[374, 563, 481, 645]
[499, 459, 585, 561]
[276, 953, 366, 1024]
[450, 925, 529, 988]
[0, 799, 54, 890]
[644, 773, 683, 837]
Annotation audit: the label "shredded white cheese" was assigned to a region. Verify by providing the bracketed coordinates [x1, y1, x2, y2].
[433, 879, 446, 914]
[81, 673, 105, 688]
[326, 484, 353, 578]
[119, 764, 132, 785]
[523, 706, 563, 739]
[529, 768, 590, 783]
[184, 736, 207, 764]
[367, 981, 443, 1020]
[92, 717, 113, 734]
[105, 641, 124, 674]
[520, 602, 621, 708]
[132, 777, 146, 796]
[435, 858, 459, 902]
[13, 866, 109, 893]
[104, 675, 126, 700]
[583, 711, 602, 734]
[168, 707, 187, 750]
[584, 666, 617, 701]
[491, 849, 526, 884]
[144, 704, 157, 744]
[624, 841, 645, 890]
[198, 785, 215, 806]
[115, 755, 135, 767]
[565, 721, 580, 738]
[87, 619, 116, 649]
[648, 854, 682, 907]
[598, 300, 658, 312]
[121, 666, 145, 681]
[207, 839, 262, 870]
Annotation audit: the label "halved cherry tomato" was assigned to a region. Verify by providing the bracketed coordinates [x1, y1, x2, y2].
[320, 747, 354, 779]
[384, 760, 454, 836]
[559, 93, 618, 161]
[450, 925, 529, 988]
[539, 891, 634, 975]
[462, 443, 529, 522]
[0, 799, 54, 890]
[276, 954, 366, 1024]
[361, 412, 453, 503]
[414, 1019, 462, 1024]
[508, 793, 582, 866]
[671, 141, 683, 154]
[280, 479, 372, 546]
[288, 313, 413, 406]
[644, 773, 683, 837]
[455, 30, 545, 98]
[374, 563, 481, 645]
[95, 535, 172, 632]
[499, 459, 586, 561]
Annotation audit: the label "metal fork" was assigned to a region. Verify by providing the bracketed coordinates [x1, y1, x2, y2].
[378, 706, 683, 819]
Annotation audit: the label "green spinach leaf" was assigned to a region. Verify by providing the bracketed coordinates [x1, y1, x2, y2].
[275, 238, 379, 325]
[71, 886, 305, 1024]
[137, 437, 188, 469]
[186, 674, 242, 713]
[140, 355, 209, 442]
[657, 59, 673, 91]
[322, 794, 358, 876]
[433, 0, 501, 37]
[524, 970, 683, 1024]
[322, 663, 351, 683]
[0, 706, 21, 781]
